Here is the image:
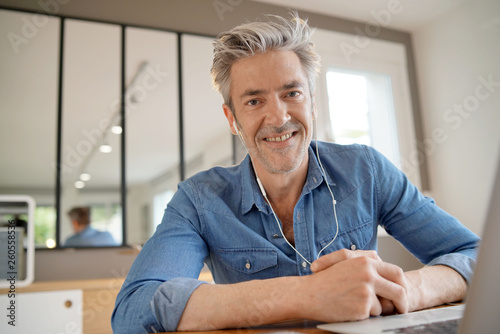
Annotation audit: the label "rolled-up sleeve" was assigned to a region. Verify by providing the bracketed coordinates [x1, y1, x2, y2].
[427, 253, 476, 284]
[112, 185, 209, 333]
[366, 146, 480, 283]
[150, 278, 206, 331]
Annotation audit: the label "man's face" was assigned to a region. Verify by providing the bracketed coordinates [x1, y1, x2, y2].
[223, 50, 316, 175]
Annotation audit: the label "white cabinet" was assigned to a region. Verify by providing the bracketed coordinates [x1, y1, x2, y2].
[0, 289, 82, 334]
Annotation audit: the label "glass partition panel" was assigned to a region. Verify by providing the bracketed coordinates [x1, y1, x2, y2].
[60, 19, 121, 247]
[0, 9, 59, 249]
[125, 27, 179, 245]
[182, 34, 233, 179]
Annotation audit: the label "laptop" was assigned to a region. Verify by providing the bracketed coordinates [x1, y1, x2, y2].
[318, 158, 500, 334]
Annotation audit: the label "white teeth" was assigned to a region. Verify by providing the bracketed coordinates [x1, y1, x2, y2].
[266, 133, 292, 142]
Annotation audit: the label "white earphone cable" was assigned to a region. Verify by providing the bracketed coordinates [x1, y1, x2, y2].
[257, 177, 314, 265]
[234, 117, 340, 265]
[314, 118, 340, 259]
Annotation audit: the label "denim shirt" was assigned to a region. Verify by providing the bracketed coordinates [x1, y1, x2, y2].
[112, 143, 479, 333]
[63, 226, 118, 247]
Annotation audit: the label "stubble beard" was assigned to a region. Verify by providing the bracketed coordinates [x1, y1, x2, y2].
[253, 122, 309, 174]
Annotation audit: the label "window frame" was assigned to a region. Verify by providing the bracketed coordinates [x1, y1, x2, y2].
[313, 28, 423, 189]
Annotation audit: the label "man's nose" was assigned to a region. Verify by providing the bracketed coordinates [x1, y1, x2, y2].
[265, 96, 291, 127]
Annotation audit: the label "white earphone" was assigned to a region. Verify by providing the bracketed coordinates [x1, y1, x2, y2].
[231, 116, 339, 265]
[232, 120, 239, 135]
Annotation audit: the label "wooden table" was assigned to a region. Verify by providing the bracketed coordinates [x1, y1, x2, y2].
[162, 304, 462, 334]
[166, 319, 330, 334]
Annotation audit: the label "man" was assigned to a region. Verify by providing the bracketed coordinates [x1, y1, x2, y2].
[64, 207, 118, 247]
[112, 14, 479, 333]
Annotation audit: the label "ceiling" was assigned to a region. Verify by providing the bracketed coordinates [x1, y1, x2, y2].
[253, 0, 468, 32]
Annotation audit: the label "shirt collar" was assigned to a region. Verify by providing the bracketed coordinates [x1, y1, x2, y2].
[241, 155, 270, 215]
[304, 142, 337, 192]
[240, 142, 336, 215]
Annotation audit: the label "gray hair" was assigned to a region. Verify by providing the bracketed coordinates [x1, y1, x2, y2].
[211, 13, 321, 111]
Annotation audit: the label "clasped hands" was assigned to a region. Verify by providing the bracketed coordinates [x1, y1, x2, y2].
[302, 249, 411, 323]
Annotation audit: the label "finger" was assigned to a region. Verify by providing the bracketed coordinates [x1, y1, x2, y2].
[379, 297, 396, 315]
[372, 262, 409, 314]
[375, 280, 408, 315]
[369, 294, 383, 317]
[378, 261, 407, 288]
[311, 249, 381, 272]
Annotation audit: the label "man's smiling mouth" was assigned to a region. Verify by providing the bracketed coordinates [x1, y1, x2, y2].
[265, 132, 294, 142]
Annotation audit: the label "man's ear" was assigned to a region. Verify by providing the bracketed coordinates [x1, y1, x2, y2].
[223, 104, 238, 135]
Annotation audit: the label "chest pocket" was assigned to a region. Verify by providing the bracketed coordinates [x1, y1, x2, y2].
[318, 220, 374, 253]
[216, 248, 278, 283]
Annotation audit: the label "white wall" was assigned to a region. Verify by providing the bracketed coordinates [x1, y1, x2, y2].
[413, 0, 500, 235]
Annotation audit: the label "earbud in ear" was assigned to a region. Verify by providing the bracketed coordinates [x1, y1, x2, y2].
[232, 120, 239, 135]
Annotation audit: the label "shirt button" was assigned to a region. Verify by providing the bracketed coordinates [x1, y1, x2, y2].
[245, 261, 251, 270]
[350, 244, 357, 250]
[302, 261, 307, 268]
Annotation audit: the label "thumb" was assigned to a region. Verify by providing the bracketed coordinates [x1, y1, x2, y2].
[310, 252, 339, 272]
[311, 249, 382, 273]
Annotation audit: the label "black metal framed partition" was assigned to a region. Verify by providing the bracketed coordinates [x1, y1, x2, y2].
[0, 7, 234, 249]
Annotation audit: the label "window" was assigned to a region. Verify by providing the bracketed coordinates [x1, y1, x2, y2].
[90, 203, 122, 245]
[313, 28, 422, 189]
[34, 206, 57, 248]
[326, 69, 400, 169]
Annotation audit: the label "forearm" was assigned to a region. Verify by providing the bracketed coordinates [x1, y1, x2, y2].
[177, 276, 303, 331]
[178, 250, 412, 331]
[405, 265, 467, 312]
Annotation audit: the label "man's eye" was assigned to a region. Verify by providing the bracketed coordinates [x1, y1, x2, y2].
[288, 91, 300, 97]
[247, 99, 259, 106]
